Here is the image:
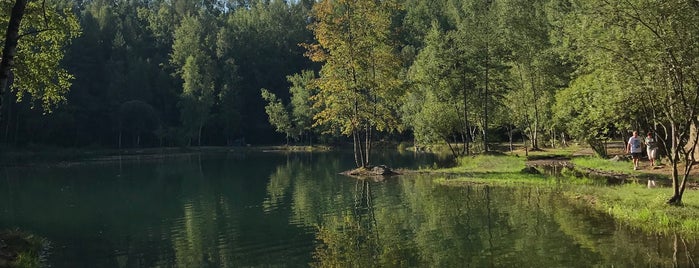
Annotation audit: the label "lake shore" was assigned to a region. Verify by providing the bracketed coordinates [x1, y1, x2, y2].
[0, 145, 333, 167]
[431, 147, 699, 238]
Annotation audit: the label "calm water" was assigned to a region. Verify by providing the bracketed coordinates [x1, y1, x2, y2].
[1, 151, 698, 267]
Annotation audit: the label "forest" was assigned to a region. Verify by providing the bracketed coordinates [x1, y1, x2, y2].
[1, 0, 698, 164]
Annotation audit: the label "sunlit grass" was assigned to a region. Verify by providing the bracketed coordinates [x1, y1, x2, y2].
[572, 156, 638, 173]
[436, 173, 555, 187]
[440, 155, 525, 173]
[506, 143, 584, 158]
[565, 183, 699, 236]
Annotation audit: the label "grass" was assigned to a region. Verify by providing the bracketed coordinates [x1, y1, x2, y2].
[572, 156, 638, 173]
[433, 153, 597, 187]
[565, 183, 699, 236]
[439, 154, 526, 173]
[506, 143, 584, 158]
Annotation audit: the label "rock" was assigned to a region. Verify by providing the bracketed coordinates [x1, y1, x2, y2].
[372, 165, 395, 175]
[610, 155, 629, 162]
[521, 166, 541, 174]
[342, 165, 398, 177]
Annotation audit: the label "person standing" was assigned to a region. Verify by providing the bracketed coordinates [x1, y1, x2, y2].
[626, 131, 642, 170]
[644, 132, 658, 167]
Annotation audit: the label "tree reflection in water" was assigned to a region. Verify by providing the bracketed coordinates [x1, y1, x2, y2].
[306, 172, 699, 267]
[2, 152, 698, 266]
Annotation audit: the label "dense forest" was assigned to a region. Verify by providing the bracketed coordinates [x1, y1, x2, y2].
[1, 0, 698, 163]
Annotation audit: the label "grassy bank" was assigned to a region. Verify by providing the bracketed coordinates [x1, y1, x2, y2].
[434, 154, 594, 188]
[432, 152, 699, 237]
[565, 184, 699, 236]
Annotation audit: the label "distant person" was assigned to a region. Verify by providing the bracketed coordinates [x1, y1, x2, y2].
[644, 132, 658, 167]
[626, 131, 642, 170]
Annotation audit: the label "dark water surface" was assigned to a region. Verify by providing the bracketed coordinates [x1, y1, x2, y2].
[1, 151, 698, 267]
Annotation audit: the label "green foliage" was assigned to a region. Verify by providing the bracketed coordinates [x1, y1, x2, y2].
[404, 23, 468, 150]
[260, 70, 317, 144]
[306, 0, 403, 166]
[553, 71, 628, 157]
[560, 0, 699, 202]
[287, 70, 317, 140]
[501, 0, 570, 150]
[0, 0, 81, 112]
[260, 88, 291, 141]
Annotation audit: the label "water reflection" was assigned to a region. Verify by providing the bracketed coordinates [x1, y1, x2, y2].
[309, 177, 699, 267]
[0, 152, 698, 267]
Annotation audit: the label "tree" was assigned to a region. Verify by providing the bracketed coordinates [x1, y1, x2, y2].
[0, 0, 80, 121]
[562, 0, 699, 205]
[444, 0, 510, 153]
[171, 14, 217, 146]
[217, 0, 314, 143]
[287, 70, 317, 144]
[305, 0, 403, 168]
[261, 70, 318, 145]
[553, 71, 627, 157]
[261, 88, 292, 144]
[404, 22, 474, 158]
[501, 0, 569, 151]
[118, 100, 160, 148]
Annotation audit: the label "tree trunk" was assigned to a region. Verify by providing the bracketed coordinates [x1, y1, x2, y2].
[483, 49, 489, 153]
[197, 123, 203, 146]
[0, 0, 28, 122]
[365, 124, 371, 167]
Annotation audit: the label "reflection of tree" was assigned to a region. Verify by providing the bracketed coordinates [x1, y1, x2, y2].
[288, 154, 350, 227]
[398, 179, 605, 267]
[313, 213, 379, 267]
[260, 153, 699, 267]
[167, 154, 242, 268]
[553, 195, 698, 267]
[263, 159, 297, 212]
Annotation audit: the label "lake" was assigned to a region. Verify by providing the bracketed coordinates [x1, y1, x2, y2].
[0, 151, 698, 267]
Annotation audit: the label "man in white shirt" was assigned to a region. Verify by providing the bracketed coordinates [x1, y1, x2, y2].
[626, 131, 642, 170]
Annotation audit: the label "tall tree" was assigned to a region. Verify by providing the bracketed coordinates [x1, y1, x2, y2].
[305, 0, 403, 168]
[171, 14, 217, 146]
[404, 22, 474, 158]
[217, 0, 314, 143]
[446, 0, 510, 153]
[501, 0, 567, 150]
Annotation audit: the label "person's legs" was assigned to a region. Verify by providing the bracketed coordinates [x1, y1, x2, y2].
[650, 149, 657, 166]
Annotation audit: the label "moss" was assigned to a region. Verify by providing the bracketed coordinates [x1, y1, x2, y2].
[0, 229, 48, 268]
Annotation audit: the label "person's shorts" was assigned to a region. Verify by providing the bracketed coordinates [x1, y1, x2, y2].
[647, 148, 657, 159]
[631, 152, 642, 159]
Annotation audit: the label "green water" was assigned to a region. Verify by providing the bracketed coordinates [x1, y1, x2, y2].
[0, 151, 697, 267]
